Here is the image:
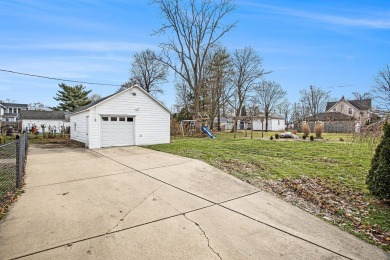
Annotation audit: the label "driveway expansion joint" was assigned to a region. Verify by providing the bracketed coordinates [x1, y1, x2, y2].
[25, 171, 134, 189]
[218, 204, 353, 260]
[91, 149, 354, 259]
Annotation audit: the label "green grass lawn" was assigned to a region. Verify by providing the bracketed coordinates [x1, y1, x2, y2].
[147, 131, 389, 251]
[161, 131, 370, 190]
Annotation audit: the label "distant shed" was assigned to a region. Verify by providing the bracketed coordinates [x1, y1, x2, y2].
[20, 110, 70, 133]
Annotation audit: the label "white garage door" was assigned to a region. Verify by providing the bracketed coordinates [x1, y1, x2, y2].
[100, 116, 135, 147]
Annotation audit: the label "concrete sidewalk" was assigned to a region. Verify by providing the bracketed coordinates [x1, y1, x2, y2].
[0, 144, 388, 259]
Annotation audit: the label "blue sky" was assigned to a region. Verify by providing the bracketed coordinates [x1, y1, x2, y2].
[1, 0, 389, 110]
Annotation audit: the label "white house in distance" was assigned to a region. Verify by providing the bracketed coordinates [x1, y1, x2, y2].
[0, 103, 28, 122]
[70, 86, 171, 149]
[0, 104, 4, 121]
[252, 114, 285, 131]
[20, 110, 70, 133]
[224, 114, 286, 131]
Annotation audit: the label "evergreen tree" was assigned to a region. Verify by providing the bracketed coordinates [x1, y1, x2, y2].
[366, 120, 390, 200]
[53, 83, 92, 112]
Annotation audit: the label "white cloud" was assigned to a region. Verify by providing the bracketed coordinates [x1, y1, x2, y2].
[241, 2, 390, 29]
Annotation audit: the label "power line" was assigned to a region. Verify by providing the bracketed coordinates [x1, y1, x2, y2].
[0, 68, 121, 86]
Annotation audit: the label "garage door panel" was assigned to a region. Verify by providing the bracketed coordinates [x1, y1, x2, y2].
[100, 116, 134, 148]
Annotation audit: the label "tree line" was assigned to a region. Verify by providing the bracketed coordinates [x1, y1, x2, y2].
[35, 0, 390, 129]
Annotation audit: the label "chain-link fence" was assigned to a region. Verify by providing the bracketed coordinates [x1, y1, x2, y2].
[0, 132, 28, 204]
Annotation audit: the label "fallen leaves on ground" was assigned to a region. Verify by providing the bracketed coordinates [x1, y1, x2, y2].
[247, 176, 390, 251]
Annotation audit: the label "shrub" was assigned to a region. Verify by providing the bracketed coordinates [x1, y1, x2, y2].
[301, 121, 310, 137]
[314, 121, 324, 139]
[275, 134, 279, 139]
[292, 130, 297, 135]
[339, 137, 344, 142]
[270, 136, 274, 140]
[302, 135, 307, 140]
[310, 135, 314, 141]
[366, 121, 390, 200]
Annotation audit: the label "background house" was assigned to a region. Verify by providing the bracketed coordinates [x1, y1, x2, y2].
[0, 103, 28, 122]
[252, 114, 285, 131]
[299, 97, 373, 133]
[224, 113, 286, 131]
[70, 86, 171, 148]
[326, 97, 372, 124]
[0, 104, 4, 121]
[20, 110, 70, 133]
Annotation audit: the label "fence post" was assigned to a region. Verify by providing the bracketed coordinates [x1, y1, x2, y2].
[15, 139, 21, 188]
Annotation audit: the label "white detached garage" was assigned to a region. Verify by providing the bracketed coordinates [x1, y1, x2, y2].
[70, 86, 171, 149]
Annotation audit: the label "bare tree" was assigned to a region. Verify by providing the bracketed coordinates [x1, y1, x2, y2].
[130, 49, 168, 95]
[351, 91, 372, 100]
[174, 79, 193, 114]
[278, 100, 292, 128]
[372, 64, 390, 111]
[206, 46, 231, 130]
[254, 81, 286, 131]
[227, 47, 267, 131]
[290, 102, 310, 123]
[300, 85, 330, 120]
[88, 94, 102, 103]
[152, 0, 236, 116]
[116, 81, 135, 93]
[28, 102, 50, 111]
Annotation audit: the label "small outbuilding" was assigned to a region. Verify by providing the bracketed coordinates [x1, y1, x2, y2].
[21, 110, 70, 133]
[70, 86, 171, 148]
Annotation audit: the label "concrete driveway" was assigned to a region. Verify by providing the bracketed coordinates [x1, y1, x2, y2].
[0, 143, 388, 260]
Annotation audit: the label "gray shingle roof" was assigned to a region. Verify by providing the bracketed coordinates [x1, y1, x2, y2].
[326, 99, 371, 111]
[2, 113, 19, 118]
[0, 103, 28, 108]
[20, 110, 66, 120]
[348, 99, 371, 110]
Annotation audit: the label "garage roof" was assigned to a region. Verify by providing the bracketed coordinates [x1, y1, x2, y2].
[72, 85, 171, 115]
[20, 110, 67, 120]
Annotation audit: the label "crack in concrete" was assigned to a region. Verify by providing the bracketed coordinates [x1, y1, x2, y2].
[154, 195, 222, 260]
[184, 214, 222, 260]
[155, 195, 183, 214]
[106, 184, 164, 234]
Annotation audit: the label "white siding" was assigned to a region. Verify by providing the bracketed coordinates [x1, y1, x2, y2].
[70, 110, 89, 144]
[71, 87, 170, 149]
[22, 120, 70, 133]
[271, 119, 286, 131]
[253, 119, 285, 131]
[253, 119, 272, 130]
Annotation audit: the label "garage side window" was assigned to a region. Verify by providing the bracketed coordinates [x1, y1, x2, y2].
[127, 117, 133, 122]
[102, 117, 108, 121]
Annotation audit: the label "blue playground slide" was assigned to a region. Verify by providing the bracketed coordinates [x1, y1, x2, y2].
[201, 126, 216, 139]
